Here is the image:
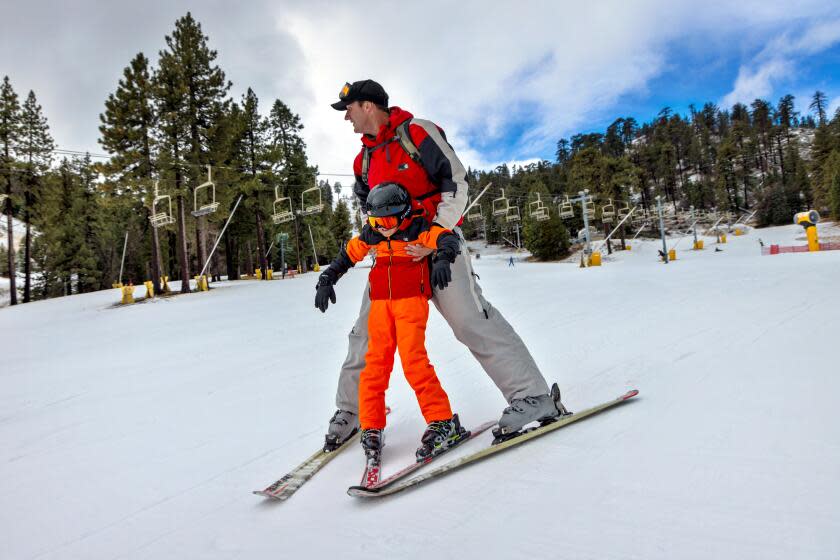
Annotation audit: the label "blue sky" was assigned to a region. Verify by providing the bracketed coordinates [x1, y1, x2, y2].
[1, 2, 839, 177]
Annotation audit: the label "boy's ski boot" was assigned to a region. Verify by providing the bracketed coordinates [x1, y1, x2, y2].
[492, 383, 570, 444]
[360, 428, 384, 487]
[415, 414, 468, 461]
[323, 409, 359, 452]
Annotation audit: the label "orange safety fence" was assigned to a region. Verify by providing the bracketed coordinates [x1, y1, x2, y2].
[762, 242, 840, 255]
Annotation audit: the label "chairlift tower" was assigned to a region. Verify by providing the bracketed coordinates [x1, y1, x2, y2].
[272, 186, 295, 224]
[192, 165, 220, 217]
[149, 181, 176, 228]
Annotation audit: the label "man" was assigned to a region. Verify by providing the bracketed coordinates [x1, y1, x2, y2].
[320, 79, 564, 450]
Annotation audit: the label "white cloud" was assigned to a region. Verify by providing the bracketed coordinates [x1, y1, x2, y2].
[2, 0, 840, 178]
[721, 17, 840, 108]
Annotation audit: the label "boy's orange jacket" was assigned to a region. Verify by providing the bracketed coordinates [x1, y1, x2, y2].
[330, 215, 460, 300]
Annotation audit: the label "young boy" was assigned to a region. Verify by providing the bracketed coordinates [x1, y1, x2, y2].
[314, 182, 467, 465]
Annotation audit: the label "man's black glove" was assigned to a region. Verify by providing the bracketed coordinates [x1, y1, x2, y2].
[314, 267, 340, 312]
[431, 234, 460, 291]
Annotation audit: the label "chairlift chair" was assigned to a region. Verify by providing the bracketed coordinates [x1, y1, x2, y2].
[601, 198, 616, 224]
[0, 194, 7, 205]
[467, 204, 483, 223]
[149, 181, 176, 228]
[617, 202, 631, 221]
[492, 189, 510, 216]
[559, 195, 574, 219]
[192, 165, 220, 217]
[534, 206, 550, 221]
[584, 195, 596, 220]
[528, 193, 547, 218]
[272, 186, 295, 224]
[505, 205, 521, 223]
[298, 186, 324, 216]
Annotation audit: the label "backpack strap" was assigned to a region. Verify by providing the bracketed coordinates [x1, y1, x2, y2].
[394, 120, 421, 163]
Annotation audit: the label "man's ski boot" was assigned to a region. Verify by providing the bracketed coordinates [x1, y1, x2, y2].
[323, 409, 359, 452]
[415, 414, 469, 461]
[492, 383, 570, 444]
[360, 428, 384, 487]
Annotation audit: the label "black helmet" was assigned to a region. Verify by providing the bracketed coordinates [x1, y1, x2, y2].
[366, 182, 412, 220]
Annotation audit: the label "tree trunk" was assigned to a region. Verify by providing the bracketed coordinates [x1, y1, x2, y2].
[150, 222, 163, 294]
[254, 204, 268, 280]
[4, 197, 15, 305]
[176, 194, 191, 293]
[244, 240, 254, 276]
[23, 195, 31, 303]
[225, 231, 238, 280]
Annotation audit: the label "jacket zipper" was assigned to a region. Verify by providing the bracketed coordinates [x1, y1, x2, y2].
[386, 239, 393, 299]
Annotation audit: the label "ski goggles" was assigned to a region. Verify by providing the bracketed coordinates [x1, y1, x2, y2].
[367, 215, 400, 230]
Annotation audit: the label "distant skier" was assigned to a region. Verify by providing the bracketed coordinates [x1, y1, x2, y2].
[315, 183, 467, 462]
[324, 79, 566, 450]
[508, 256, 515, 267]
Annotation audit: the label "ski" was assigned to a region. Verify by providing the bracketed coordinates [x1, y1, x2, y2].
[347, 420, 497, 496]
[348, 389, 638, 499]
[254, 407, 391, 501]
[253, 431, 359, 500]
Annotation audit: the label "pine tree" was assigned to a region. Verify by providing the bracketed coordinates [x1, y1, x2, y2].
[18, 90, 55, 302]
[99, 52, 165, 294]
[0, 76, 21, 305]
[154, 12, 231, 292]
[810, 91, 828, 126]
[823, 150, 840, 220]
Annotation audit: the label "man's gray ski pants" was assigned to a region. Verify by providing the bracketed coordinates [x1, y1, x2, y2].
[334, 229, 550, 413]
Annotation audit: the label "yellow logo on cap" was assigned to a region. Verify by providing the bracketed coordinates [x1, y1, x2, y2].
[340, 84, 350, 97]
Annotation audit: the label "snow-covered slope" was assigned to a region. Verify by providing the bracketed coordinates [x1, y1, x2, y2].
[2, 223, 839, 559]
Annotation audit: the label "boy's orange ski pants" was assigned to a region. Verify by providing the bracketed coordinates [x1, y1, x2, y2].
[358, 296, 453, 429]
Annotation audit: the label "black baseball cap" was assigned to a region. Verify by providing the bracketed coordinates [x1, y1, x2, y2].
[331, 79, 389, 110]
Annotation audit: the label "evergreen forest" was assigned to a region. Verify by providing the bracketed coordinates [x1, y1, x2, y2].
[3, 12, 840, 306]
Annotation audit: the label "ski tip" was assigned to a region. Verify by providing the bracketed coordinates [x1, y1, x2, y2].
[347, 485, 378, 497]
[622, 389, 639, 400]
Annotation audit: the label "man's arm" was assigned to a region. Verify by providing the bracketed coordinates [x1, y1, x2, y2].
[410, 119, 469, 230]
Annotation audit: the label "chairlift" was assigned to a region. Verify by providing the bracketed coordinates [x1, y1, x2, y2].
[601, 198, 616, 224]
[0, 194, 7, 205]
[272, 186, 295, 224]
[192, 165, 220, 217]
[505, 205, 521, 223]
[298, 185, 324, 216]
[149, 181, 175, 228]
[467, 204, 483, 223]
[534, 206, 550, 221]
[584, 195, 595, 220]
[559, 195, 574, 219]
[528, 193, 547, 218]
[617, 202, 631, 221]
[492, 189, 510, 216]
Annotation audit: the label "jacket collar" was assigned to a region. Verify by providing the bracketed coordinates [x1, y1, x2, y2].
[361, 106, 413, 148]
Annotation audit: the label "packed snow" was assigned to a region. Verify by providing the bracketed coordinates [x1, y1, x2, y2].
[1, 222, 839, 559]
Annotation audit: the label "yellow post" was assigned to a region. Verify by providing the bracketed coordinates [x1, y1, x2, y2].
[693, 240, 704, 250]
[161, 276, 171, 293]
[267, 268, 274, 280]
[794, 211, 820, 251]
[734, 228, 744, 236]
[194, 275, 209, 292]
[720, 234, 727, 244]
[625, 244, 632, 251]
[255, 268, 262, 280]
[144, 281, 154, 298]
[112, 282, 123, 289]
[806, 226, 819, 252]
[589, 252, 602, 266]
[120, 285, 135, 305]
[314, 263, 321, 272]
[668, 248, 676, 261]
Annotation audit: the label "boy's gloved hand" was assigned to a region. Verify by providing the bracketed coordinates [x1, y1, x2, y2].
[431, 258, 452, 290]
[314, 267, 339, 312]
